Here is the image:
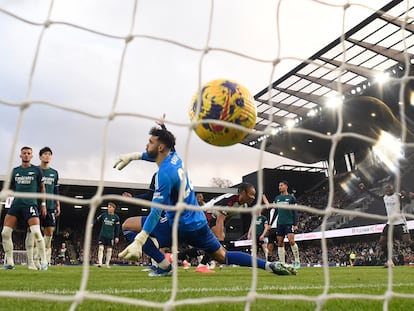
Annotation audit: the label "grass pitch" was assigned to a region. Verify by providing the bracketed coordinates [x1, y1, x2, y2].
[0, 265, 413, 310]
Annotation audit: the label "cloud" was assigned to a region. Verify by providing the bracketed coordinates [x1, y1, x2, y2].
[0, 0, 390, 186]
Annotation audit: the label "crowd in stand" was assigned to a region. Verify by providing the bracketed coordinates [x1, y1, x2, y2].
[295, 180, 357, 233]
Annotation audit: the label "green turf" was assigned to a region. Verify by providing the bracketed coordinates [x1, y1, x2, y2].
[0, 265, 413, 310]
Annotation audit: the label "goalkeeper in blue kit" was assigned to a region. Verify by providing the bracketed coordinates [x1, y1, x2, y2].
[115, 126, 296, 276]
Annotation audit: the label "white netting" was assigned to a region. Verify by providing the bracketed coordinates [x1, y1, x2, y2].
[1, 0, 414, 310]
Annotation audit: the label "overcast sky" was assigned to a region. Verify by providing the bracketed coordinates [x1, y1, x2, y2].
[0, 0, 391, 187]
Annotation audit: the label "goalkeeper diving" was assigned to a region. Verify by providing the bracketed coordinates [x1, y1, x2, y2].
[114, 121, 296, 276]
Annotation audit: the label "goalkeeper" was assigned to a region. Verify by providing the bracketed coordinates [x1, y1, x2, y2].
[120, 171, 174, 275]
[114, 125, 296, 276]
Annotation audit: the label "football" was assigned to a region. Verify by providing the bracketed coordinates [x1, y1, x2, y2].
[189, 79, 257, 146]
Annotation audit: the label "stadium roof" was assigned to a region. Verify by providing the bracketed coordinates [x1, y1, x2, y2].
[243, 0, 414, 166]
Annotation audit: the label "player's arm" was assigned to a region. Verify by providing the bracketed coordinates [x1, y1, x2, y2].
[156, 113, 176, 152]
[261, 219, 270, 239]
[262, 193, 270, 208]
[134, 189, 154, 201]
[247, 222, 253, 240]
[92, 214, 102, 227]
[359, 182, 382, 200]
[134, 173, 156, 200]
[291, 199, 298, 231]
[113, 151, 156, 170]
[38, 168, 47, 217]
[10, 169, 16, 191]
[114, 216, 121, 244]
[156, 113, 167, 129]
[142, 171, 171, 234]
[119, 171, 169, 260]
[114, 114, 167, 170]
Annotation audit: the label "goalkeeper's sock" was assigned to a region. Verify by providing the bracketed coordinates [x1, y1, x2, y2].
[142, 237, 165, 263]
[278, 247, 286, 264]
[158, 258, 171, 270]
[225, 251, 266, 270]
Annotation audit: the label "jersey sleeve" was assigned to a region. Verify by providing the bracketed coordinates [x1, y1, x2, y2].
[36, 166, 44, 192]
[135, 173, 156, 200]
[293, 210, 298, 224]
[54, 170, 60, 195]
[10, 168, 16, 191]
[290, 195, 297, 224]
[93, 213, 103, 226]
[135, 190, 154, 201]
[114, 215, 121, 238]
[141, 152, 155, 163]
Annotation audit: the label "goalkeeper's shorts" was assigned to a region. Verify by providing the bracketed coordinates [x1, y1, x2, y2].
[123, 216, 172, 248]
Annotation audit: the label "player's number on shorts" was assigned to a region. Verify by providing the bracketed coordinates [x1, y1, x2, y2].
[402, 224, 409, 234]
[30, 206, 37, 217]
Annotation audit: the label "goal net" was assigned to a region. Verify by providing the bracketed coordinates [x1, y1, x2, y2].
[11, 250, 28, 266]
[0, 0, 414, 310]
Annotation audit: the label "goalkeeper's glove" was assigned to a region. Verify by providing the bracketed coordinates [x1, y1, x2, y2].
[113, 152, 142, 170]
[118, 230, 149, 261]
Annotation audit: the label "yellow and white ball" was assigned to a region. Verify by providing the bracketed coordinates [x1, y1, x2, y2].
[189, 79, 257, 146]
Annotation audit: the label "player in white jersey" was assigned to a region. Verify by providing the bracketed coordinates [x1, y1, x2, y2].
[359, 183, 412, 267]
[263, 194, 277, 261]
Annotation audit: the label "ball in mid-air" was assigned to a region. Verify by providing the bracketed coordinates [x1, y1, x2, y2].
[189, 79, 257, 146]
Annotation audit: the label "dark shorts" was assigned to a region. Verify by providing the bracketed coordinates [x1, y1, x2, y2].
[41, 210, 56, 228]
[123, 216, 172, 248]
[7, 205, 39, 223]
[98, 237, 114, 247]
[254, 235, 266, 247]
[123, 220, 220, 254]
[178, 224, 221, 254]
[267, 228, 277, 244]
[276, 224, 295, 237]
[381, 223, 410, 239]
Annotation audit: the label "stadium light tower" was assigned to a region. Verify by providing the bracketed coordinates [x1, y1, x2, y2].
[374, 72, 390, 85]
[325, 96, 343, 109]
[286, 119, 295, 128]
[372, 130, 403, 172]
